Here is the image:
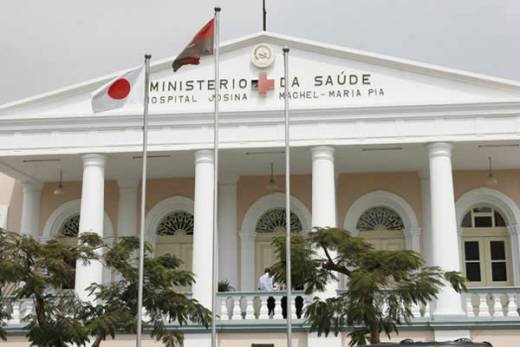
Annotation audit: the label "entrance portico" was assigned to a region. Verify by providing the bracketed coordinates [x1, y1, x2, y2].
[6, 142, 520, 296]
[3, 32, 520, 345]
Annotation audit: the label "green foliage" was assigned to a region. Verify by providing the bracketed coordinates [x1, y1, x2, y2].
[270, 227, 467, 346]
[270, 233, 332, 293]
[218, 280, 235, 292]
[0, 229, 211, 347]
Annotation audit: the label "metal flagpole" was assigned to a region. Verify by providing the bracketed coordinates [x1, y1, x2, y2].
[283, 47, 292, 347]
[262, 0, 266, 31]
[136, 53, 151, 347]
[211, 7, 221, 347]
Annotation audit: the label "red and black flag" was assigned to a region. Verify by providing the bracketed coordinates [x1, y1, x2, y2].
[172, 19, 215, 72]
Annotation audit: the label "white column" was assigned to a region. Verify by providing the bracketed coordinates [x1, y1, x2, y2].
[239, 231, 255, 291]
[507, 225, 520, 286]
[312, 146, 336, 228]
[218, 174, 238, 288]
[20, 181, 42, 238]
[192, 150, 214, 309]
[420, 172, 433, 265]
[311, 146, 338, 298]
[427, 143, 464, 317]
[75, 154, 106, 302]
[117, 179, 138, 238]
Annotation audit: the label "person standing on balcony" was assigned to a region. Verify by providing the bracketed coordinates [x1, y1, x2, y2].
[258, 267, 275, 316]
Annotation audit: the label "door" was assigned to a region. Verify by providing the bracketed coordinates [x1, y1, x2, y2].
[360, 230, 405, 251]
[255, 234, 278, 285]
[156, 234, 193, 291]
[462, 236, 512, 287]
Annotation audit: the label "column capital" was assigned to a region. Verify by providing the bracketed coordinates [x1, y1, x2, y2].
[426, 142, 452, 158]
[194, 149, 214, 164]
[81, 153, 106, 168]
[311, 146, 335, 160]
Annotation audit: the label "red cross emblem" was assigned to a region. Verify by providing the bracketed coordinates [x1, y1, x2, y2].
[257, 72, 275, 96]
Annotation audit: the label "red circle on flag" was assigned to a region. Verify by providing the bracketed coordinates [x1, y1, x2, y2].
[108, 79, 131, 99]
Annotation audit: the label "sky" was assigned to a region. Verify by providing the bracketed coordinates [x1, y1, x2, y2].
[1, 0, 520, 104]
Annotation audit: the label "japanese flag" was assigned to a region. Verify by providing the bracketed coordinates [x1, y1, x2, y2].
[91, 65, 145, 113]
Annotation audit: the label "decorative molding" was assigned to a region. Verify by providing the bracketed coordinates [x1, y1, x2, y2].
[42, 199, 114, 240]
[356, 206, 405, 232]
[241, 193, 312, 235]
[455, 187, 520, 286]
[344, 190, 419, 234]
[144, 196, 195, 245]
[455, 187, 520, 230]
[240, 192, 311, 290]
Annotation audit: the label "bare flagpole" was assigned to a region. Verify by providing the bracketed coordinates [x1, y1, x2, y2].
[262, 0, 266, 31]
[283, 47, 292, 347]
[136, 54, 151, 347]
[211, 7, 221, 347]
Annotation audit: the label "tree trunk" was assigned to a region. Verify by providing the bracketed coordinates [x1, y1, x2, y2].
[34, 290, 48, 331]
[370, 326, 380, 344]
[91, 335, 103, 347]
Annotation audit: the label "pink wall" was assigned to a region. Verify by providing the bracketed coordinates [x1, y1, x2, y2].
[39, 180, 119, 236]
[454, 169, 520, 202]
[145, 177, 194, 213]
[237, 174, 312, 231]
[337, 171, 423, 228]
[5, 169, 520, 239]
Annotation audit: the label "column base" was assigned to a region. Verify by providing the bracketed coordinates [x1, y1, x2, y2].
[184, 333, 211, 347]
[307, 332, 342, 347]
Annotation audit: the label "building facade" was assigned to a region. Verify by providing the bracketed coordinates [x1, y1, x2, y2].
[1, 32, 520, 346]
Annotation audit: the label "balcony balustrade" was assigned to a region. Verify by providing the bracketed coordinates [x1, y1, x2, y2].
[2, 288, 520, 330]
[464, 287, 520, 318]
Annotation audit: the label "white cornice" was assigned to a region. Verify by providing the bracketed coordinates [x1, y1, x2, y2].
[1, 101, 520, 133]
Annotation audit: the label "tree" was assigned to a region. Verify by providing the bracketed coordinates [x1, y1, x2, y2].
[270, 227, 466, 346]
[0, 229, 211, 347]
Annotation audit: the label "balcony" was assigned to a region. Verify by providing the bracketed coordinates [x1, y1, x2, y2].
[2, 288, 520, 333]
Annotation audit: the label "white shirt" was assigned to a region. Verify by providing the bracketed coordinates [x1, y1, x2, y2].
[258, 272, 273, 291]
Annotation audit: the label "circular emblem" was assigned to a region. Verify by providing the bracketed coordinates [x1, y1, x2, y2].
[251, 43, 275, 68]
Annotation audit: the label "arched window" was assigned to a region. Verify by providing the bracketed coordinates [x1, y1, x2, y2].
[59, 214, 80, 237]
[356, 207, 405, 251]
[461, 206, 506, 228]
[356, 206, 405, 231]
[461, 206, 511, 287]
[156, 211, 194, 236]
[255, 208, 303, 234]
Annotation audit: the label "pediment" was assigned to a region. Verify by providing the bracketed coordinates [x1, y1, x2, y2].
[3, 32, 520, 117]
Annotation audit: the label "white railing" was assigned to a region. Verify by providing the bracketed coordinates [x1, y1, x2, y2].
[2, 298, 34, 326]
[336, 289, 431, 319]
[464, 287, 520, 318]
[3, 288, 520, 327]
[217, 291, 308, 321]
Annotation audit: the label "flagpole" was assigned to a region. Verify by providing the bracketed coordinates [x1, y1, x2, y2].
[283, 47, 292, 347]
[211, 7, 221, 347]
[136, 53, 151, 347]
[262, 0, 266, 31]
